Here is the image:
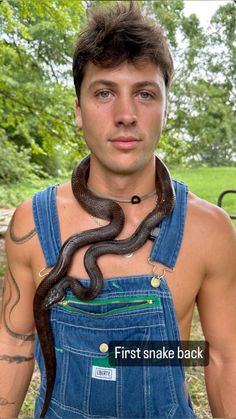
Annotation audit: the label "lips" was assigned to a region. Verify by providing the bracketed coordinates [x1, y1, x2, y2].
[110, 136, 141, 150]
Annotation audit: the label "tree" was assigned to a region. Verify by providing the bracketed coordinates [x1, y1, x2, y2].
[0, 0, 235, 185]
[0, 0, 87, 180]
[151, 0, 235, 166]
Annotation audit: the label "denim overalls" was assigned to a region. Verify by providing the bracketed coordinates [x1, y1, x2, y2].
[32, 180, 196, 418]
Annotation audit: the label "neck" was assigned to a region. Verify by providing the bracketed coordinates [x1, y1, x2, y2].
[87, 155, 156, 199]
[86, 154, 157, 221]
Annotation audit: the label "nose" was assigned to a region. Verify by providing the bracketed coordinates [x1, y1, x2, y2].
[114, 95, 137, 127]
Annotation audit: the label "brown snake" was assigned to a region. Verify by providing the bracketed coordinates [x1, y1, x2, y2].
[33, 154, 176, 417]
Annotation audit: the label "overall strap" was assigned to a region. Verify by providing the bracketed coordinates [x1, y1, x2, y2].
[32, 185, 61, 267]
[32, 180, 188, 270]
[150, 180, 188, 269]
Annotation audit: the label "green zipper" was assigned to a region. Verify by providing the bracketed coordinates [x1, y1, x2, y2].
[57, 295, 161, 317]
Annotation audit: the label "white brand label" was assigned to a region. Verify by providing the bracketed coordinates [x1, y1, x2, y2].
[92, 365, 116, 381]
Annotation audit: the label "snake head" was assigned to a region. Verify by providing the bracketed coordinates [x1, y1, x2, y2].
[43, 286, 65, 309]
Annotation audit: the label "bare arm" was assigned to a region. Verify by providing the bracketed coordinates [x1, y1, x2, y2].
[0, 204, 36, 418]
[197, 207, 236, 418]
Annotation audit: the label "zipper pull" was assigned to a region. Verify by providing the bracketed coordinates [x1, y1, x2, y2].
[58, 299, 68, 306]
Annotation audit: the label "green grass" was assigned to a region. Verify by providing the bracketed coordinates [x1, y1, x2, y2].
[0, 176, 68, 208]
[171, 166, 236, 218]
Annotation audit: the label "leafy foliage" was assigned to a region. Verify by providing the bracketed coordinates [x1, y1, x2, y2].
[0, 137, 43, 184]
[0, 0, 87, 181]
[151, 0, 236, 166]
[0, 0, 235, 186]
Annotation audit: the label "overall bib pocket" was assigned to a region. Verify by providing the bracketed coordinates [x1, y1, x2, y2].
[46, 294, 178, 417]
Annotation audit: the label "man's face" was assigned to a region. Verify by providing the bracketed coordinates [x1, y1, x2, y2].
[75, 60, 167, 175]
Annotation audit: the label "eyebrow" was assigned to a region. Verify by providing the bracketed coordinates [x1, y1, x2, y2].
[88, 79, 163, 93]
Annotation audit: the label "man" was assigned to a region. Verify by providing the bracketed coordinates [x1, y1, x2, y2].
[0, 1, 236, 418]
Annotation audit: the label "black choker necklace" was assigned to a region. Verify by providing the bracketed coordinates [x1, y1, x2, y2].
[88, 187, 157, 204]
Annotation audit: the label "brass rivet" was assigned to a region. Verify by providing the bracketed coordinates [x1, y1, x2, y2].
[99, 343, 109, 353]
[151, 276, 161, 288]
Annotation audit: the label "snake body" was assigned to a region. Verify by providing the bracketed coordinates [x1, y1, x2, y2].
[33, 155, 176, 417]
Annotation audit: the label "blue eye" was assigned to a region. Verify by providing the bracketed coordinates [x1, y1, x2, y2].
[97, 90, 110, 98]
[139, 91, 153, 99]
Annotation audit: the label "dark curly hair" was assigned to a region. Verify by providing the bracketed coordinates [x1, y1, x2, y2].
[73, 1, 174, 99]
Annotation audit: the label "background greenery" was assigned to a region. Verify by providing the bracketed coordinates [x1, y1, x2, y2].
[0, 0, 235, 417]
[0, 0, 235, 188]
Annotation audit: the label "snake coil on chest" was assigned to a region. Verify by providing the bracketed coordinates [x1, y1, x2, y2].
[33, 155, 176, 417]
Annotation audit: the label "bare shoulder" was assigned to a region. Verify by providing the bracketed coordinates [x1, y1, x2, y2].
[5, 198, 36, 267]
[56, 181, 86, 228]
[56, 180, 74, 205]
[6, 180, 72, 245]
[186, 191, 236, 272]
[187, 191, 235, 234]
[8, 198, 35, 241]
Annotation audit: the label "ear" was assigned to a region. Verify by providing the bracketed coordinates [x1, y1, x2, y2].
[75, 97, 83, 129]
